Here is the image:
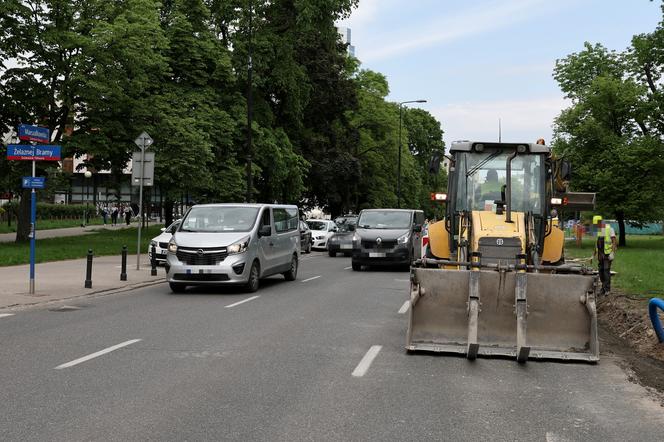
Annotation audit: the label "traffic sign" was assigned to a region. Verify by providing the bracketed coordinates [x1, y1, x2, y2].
[131, 151, 155, 186]
[134, 131, 153, 151]
[18, 124, 50, 143]
[7, 145, 61, 161]
[22, 176, 46, 189]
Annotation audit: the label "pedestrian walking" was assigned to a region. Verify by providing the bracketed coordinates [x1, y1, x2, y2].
[111, 206, 118, 226]
[592, 216, 617, 295]
[101, 206, 109, 225]
[124, 205, 132, 226]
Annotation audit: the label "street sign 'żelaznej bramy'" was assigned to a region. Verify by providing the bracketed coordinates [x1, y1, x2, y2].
[5, 125, 60, 294]
[18, 124, 50, 143]
[7, 144, 61, 161]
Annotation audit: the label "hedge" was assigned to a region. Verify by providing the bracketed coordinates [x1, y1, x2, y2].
[1, 202, 90, 220]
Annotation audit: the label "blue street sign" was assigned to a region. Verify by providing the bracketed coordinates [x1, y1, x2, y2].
[7, 145, 61, 161]
[22, 177, 46, 189]
[18, 124, 50, 143]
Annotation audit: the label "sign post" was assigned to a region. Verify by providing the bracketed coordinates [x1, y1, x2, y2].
[133, 131, 153, 270]
[8, 124, 60, 294]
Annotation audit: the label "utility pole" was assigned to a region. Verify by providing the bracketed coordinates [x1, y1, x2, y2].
[245, 0, 254, 203]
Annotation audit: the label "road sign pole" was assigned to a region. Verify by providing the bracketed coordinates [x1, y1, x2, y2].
[136, 144, 146, 270]
[29, 159, 36, 294]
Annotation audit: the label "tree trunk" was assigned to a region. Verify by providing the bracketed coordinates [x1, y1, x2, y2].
[15, 189, 32, 243]
[164, 198, 174, 228]
[616, 211, 626, 247]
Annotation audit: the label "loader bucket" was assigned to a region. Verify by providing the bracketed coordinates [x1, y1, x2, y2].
[406, 268, 599, 362]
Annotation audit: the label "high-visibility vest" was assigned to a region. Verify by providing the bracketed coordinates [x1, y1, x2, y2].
[602, 226, 612, 255]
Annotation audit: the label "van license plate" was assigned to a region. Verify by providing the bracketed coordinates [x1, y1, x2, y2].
[369, 252, 386, 257]
[341, 244, 352, 249]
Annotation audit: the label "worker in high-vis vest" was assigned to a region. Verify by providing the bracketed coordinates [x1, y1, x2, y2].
[593, 216, 617, 295]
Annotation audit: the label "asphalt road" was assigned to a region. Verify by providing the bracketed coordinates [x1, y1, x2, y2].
[1, 251, 663, 441]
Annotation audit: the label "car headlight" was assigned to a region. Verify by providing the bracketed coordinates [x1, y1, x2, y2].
[168, 241, 178, 253]
[315, 235, 325, 240]
[228, 237, 250, 255]
[397, 233, 410, 245]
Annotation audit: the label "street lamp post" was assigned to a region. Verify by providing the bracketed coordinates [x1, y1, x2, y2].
[397, 99, 427, 208]
[83, 170, 92, 227]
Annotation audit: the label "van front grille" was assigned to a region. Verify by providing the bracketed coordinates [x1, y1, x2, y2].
[176, 246, 228, 265]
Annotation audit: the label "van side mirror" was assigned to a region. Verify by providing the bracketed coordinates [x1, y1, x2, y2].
[259, 225, 272, 237]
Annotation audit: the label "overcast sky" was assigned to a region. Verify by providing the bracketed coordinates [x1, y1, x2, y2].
[337, 0, 661, 147]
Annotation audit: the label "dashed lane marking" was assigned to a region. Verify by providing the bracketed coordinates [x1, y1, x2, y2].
[224, 296, 260, 308]
[302, 276, 321, 283]
[352, 345, 382, 377]
[54, 339, 142, 370]
[344, 266, 352, 270]
[0, 313, 15, 319]
[398, 301, 410, 314]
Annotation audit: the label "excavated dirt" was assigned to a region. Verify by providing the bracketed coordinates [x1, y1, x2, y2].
[599, 294, 664, 394]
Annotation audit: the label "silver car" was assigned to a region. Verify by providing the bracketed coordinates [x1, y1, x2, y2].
[165, 204, 300, 293]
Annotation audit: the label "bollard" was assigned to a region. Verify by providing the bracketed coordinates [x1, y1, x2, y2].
[84, 249, 93, 288]
[120, 245, 127, 281]
[150, 244, 158, 276]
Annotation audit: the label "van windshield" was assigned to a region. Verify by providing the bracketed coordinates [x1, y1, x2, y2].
[357, 211, 411, 229]
[180, 206, 259, 233]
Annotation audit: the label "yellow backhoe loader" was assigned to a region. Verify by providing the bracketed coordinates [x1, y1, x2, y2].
[407, 141, 599, 363]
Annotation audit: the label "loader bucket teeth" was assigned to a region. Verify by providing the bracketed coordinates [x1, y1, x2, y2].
[406, 268, 600, 363]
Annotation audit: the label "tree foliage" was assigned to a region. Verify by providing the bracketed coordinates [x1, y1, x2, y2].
[553, 13, 664, 246]
[0, 0, 446, 240]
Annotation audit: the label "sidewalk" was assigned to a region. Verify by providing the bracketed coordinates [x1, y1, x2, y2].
[0, 223, 134, 243]
[0, 253, 164, 310]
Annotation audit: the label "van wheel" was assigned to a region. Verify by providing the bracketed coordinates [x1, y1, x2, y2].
[328, 251, 336, 257]
[245, 261, 260, 292]
[284, 254, 298, 281]
[169, 282, 187, 293]
[352, 261, 362, 271]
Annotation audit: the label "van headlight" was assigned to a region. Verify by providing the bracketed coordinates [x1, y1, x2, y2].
[397, 233, 410, 245]
[352, 233, 361, 243]
[168, 241, 178, 253]
[228, 237, 250, 255]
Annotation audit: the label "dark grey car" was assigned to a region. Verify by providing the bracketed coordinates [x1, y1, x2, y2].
[327, 221, 356, 257]
[351, 209, 425, 271]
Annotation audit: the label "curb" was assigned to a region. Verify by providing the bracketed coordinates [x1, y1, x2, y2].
[0, 279, 166, 312]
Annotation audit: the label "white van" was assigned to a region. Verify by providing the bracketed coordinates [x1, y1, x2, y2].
[165, 204, 300, 293]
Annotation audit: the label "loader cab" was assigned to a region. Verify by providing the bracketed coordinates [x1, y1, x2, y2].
[446, 142, 551, 261]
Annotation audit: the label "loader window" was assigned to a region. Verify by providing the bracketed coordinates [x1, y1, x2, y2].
[455, 150, 544, 215]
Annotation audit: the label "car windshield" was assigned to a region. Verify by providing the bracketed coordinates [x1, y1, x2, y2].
[180, 206, 259, 233]
[307, 221, 328, 231]
[337, 223, 354, 233]
[357, 211, 412, 229]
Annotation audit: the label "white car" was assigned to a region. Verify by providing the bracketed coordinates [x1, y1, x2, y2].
[149, 220, 181, 264]
[306, 219, 338, 250]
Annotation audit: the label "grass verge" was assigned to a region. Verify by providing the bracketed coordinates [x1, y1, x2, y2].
[565, 235, 664, 298]
[0, 226, 163, 267]
[0, 218, 105, 234]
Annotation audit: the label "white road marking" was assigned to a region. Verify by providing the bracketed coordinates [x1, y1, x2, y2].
[302, 276, 321, 283]
[225, 295, 260, 308]
[344, 266, 352, 270]
[398, 301, 410, 314]
[545, 432, 568, 442]
[54, 339, 141, 370]
[0, 313, 15, 319]
[352, 345, 382, 377]
[394, 278, 410, 282]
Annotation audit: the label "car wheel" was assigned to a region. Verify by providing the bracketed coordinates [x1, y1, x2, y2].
[169, 282, 187, 293]
[284, 254, 298, 281]
[352, 261, 362, 271]
[245, 261, 260, 292]
[344, 252, 351, 257]
[328, 250, 336, 257]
